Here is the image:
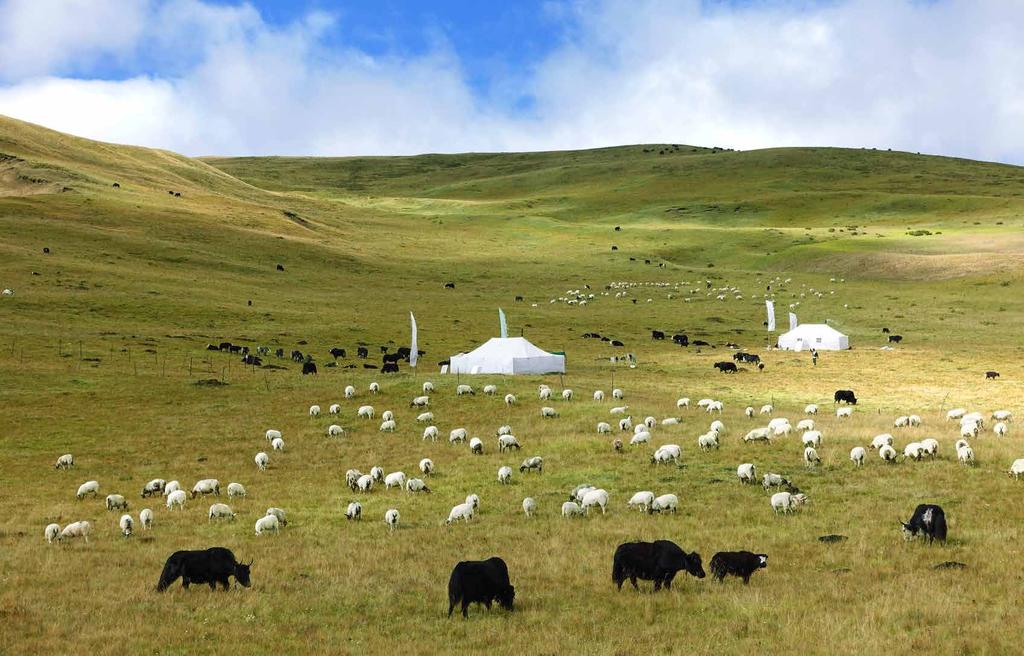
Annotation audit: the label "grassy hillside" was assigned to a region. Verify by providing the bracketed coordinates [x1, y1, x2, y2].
[2, 115, 1024, 655]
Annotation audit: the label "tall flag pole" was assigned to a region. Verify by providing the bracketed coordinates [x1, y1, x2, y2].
[409, 312, 418, 368]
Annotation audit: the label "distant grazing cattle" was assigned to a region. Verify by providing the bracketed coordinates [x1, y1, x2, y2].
[228, 345, 242, 354]
[714, 361, 737, 373]
[329, 348, 346, 359]
[112, 182, 120, 188]
[611, 340, 624, 347]
[735, 353, 761, 364]
[241, 355, 262, 366]
[156, 547, 252, 592]
[43, 247, 50, 253]
[276, 264, 284, 271]
[672, 334, 688, 346]
[363, 363, 379, 369]
[302, 361, 317, 375]
[834, 389, 858, 405]
[888, 335, 903, 343]
[206, 344, 219, 351]
[612, 540, 705, 591]
[444, 282, 456, 289]
[651, 330, 665, 340]
[383, 353, 402, 364]
[380, 346, 389, 353]
[709, 551, 767, 584]
[882, 327, 890, 333]
[357, 347, 369, 358]
[986, 371, 1000, 380]
[274, 348, 284, 358]
[218, 342, 232, 351]
[396, 347, 412, 359]
[692, 340, 711, 347]
[290, 350, 304, 362]
[614, 226, 621, 231]
[902, 504, 947, 544]
[447, 557, 514, 618]
[515, 296, 524, 302]
[381, 363, 400, 374]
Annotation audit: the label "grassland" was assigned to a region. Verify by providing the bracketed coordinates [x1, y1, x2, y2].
[2, 115, 1024, 655]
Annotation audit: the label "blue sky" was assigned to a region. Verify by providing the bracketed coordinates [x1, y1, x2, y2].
[0, 0, 1022, 162]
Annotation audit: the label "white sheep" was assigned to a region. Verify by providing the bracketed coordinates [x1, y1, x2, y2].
[446, 502, 475, 524]
[612, 388, 624, 400]
[166, 489, 187, 510]
[661, 417, 680, 426]
[569, 484, 595, 503]
[957, 444, 975, 465]
[498, 466, 513, 484]
[139, 508, 153, 530]
[771, 491, 808, 514]
[55, 453, 74, 470]
[594, 390, 605, 401]
[520, 456, 543, 473]
[644, 416, 657, 429]
[697, 399, 714, 408]
[698, 432, 719, 450]
[208, 503, 236, 521]
[850, 446, 866, 466]
[610, 406, 629, 415]
[255, 514, 279, 535]
[762, 473, 789, 492]
[946, 408, 966, 421]
[456, 384, 475, 396]
[498, 435, 521, 452]
[561, 501, 583, 517]
[419, 458, 434, 476]
[737, 463, 757, 483]
[955, 439, 970, 451]
[597, 422, 612, 434]
[630, 431, 651, 446]
[357, 405, 375, 419]
[760, 404, 774, 415]
[909, 414, 922, 427]
[870, 433, 894, 449]
[1009, 459, 1024, 479]
[266, 507, 288, 525]
[345, 501, 362, 520]
[879, 444, 898, 462]
[255, 452, 269, 471]
[801, 431, 822, 448]
[709, 419, 725, 433]
[370, 466, 384, 482]
[627, 491, 655, 512]
[920, 438, 939, 457]
[309, 405, 321, 417]
[141, 479, 165, 497]
[539, 387, 552, 400]
[804, 404, 818, 415]
[356, 474, 374, 492]
[960, 423, 979, 439]
[677, 397, 690, 409]
[469, 437, 484, 454]
[59, 520, 91, 543]
[581, 489, 609, 514]
[505, 394, 517, 406]
[796, 419, 815, 432]
[522, 497, 536, 517]
[369, 382, 380, 394]
[994, 422, 1009, 437]
[191, 479, 220, 498]
[384, 472, 407, 490]
[382, 410, 394, 422]
[449, 428, 468, 443]
[651, 494, 678, 513]
[45, 523, 61, 543]
[379, 419, 396, 433]
[745, 406, 755, 418]
[327, 424, 344, 437]
[422, 381, 435, 394]
[652, 444, 681, 465]
[540, 406, 559, 418]
[384, 508, 400, 532]
[706, 401, 724, 414]
[271, 437, 285, 451]
[562, 389, 574, 401]
[483, 384, 497, 395]
[836, 407, 853, 419]
[804, 446, 821, 467]
[329, 404, 341, 415]
[105, 494, 128, 511]
[466, 494, 480, 509]
[411, 396, 430, 407]
[423, 426, 439, 441]
[406, 478, 429, 493]
[894, 416, 910, 428]
[76, 480, 99, 499]
[993, 410, 1013, 422]
[162, 481, 180, 496]
[619, 416, 633, 432]
[743, 428, 772, 444]
[345, 385, 356, 399]
[416, 412, 434, 422]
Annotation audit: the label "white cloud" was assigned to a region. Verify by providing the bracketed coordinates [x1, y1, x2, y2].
[1, 0, 1024, 163]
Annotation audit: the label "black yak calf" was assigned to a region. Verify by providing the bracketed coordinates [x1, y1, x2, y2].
[612, 540, 705, 592]
[902, 504, 947, 544]
[709, 551, 767, 584]
[447, 557, 514, 618]
[156, 547, 251, 592]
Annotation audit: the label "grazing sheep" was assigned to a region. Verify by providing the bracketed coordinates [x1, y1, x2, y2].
[804, 447, 821, 467]
[45, 523, 61, 543]
[677, 397, 690, 409]
[801, 431, 822, 448]
[271, 437, 285, 451]
[522, 497, 536, 517]
[612, 388, 624, 400]
[496, 425, 513, 436]
[266, 508, 288, 525]
[225, 482, 246, 499]
[920, 438, 939, 457]
[627, 491, 655, 513]
[540, 406, 559, 418]
[760, 404, 774, 415]
[411, 396, 430, 407]
[698, 432, 719, 450]
[417, 412, 434, 422]
[661, 417, 680, 426]
[446, 503, 475, 525]
[946, 408, 967, 421]
[505, 394, 517, 406]
[457, 384, 475, 396]
[871, 433, 894, 449]
[327, 424, 344, 437]
[498, 435, 521, 452]
[255, 514, 280, 535]
[384, 509, 400, 532]
[76, 480, 99, 499]
[369, 382, 380, 394]
[520, 456, 544, 473]
[993, 410, 1013, 422]
[561, 501, 583, 517]
[737, 463, 757, 484]
[344, 467, 360, 488]
[955, 439, 970, 451]
[850, 446, 866, 466]
[420, 458, 434, 476]
[406, 478, 430, 493]
[449, 428, 468, 443]
[423, 382, 435, 394]
[255, 452, 269, 471]
[771, 491, 808, 514]
[141, 479, 166, 497]
[166, 490, 187, 510]
[483, 384, 498, 395]
[191, 479, 220, 498]
[208, 503, 236, 521]
[804, 404, 818, 415]
[651, 494, 679, 514]
[879, 444, 898, 463]
[594, 390, 605, 401]
[706, 401, 724, 414]
[745, 406, 755, 418]
[379, 420, 397, 433]
[957, 444, 975, 465]
[466, 494, 480, 509]
[1009, 459, 1024, 480]
[569, 484, 595, 503]
[613, 438, 623, 451]
[581, 489, 609, 514]
[370, 467, 384, 482]
[357, 405, 375, 419]
[909, 415, 922, 427]
[55, 453, 74, 470]
[382, 410, 394, 422]
[343, 385, 356, 399]
[345, 501, 362, 520]
[597, 422, 612, 434]
[894, 416, 910, 428]
[329, 404, 341, 415]
[356, 475, 374, 492]
[761, 473, 790, 492]
[630, 431, 651, 446]
[498, 466, 513, 484]
[836, 407, 853, 418]
[709, 420, 725, 433]
[644, 416, 657, 429]
[59, 520, 91, 543]
[539, 387, 552, 400]
[562, 389, 574, 401]
[960, 423, 979, 439]
[106, 494, 129, 511]
[384, 472, 407, 490]
[994, 422, 1009, 437]
[651, 445, 681, 465]
[469, 437, 484, 454]
[309, 405, 321, 417]
[139, 508, 153, 530]
[610, 406, 629, 415]
[423, 426, 439, 441]
[796, 419, 814, 432]
[743, 428, 772, 444]
[162, 481, 180, 497]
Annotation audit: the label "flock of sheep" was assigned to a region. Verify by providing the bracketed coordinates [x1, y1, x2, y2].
[46, 376, 1019, 547]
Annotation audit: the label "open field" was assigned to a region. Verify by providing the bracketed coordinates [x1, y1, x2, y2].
[2, 116, 1024, 655]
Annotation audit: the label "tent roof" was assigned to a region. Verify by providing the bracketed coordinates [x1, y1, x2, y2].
[779, 323, 846, 338]
[458, 337, 555, 358]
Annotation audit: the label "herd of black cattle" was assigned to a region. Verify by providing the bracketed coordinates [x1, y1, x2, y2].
[156, 501, 947, 616]
[204, 341, 426, 375]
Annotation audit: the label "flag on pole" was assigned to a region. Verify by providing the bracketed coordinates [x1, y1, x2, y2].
[766, 300, 776, 332]
[409, 312, 418, 368]
[789, 312, 798, 331]
[499, 308, 508, 338]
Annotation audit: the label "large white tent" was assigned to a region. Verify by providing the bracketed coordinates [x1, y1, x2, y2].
[777, 323, 849, 351]
[448, 337, 565, 374]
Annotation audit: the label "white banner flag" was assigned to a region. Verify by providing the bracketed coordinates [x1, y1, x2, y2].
[499, 308, 508, 338]
[766, 300, 776, 332]
[789, 312, 798, 331]
[409, 312, 418, 368]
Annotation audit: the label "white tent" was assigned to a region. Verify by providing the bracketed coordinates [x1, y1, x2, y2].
[777, 323, 849, 351]
[448, 337, 565, 375]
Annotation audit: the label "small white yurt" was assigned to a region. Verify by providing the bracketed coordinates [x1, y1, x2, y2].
[777, 323, 849, 351]
[448, 337, 565, 374]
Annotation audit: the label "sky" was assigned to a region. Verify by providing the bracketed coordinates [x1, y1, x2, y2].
[0, 0, 1023, 163]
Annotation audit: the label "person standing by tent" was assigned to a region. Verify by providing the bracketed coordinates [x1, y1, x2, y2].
[811, 349, 819, 366]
